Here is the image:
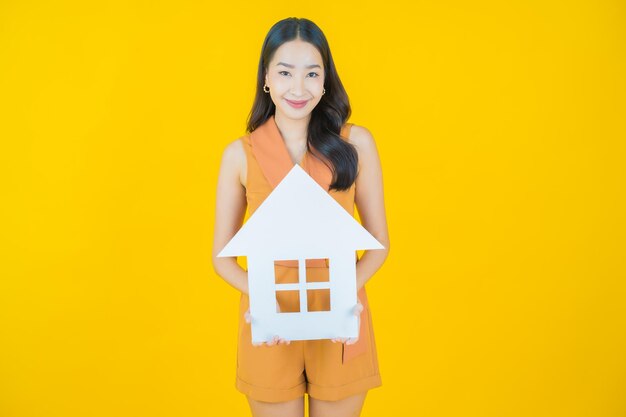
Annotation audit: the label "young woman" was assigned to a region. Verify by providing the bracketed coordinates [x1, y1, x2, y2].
[212, 17, 390, 417]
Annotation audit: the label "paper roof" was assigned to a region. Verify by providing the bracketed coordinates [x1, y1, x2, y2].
[217, 164, 384, 258]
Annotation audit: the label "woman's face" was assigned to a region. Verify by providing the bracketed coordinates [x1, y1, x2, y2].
[265, 39, 325, 121]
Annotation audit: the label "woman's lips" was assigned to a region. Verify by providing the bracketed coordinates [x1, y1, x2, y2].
[286, 99, 308, 108]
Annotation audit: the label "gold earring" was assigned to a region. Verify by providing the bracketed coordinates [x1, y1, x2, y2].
[263, 84, 270, 93]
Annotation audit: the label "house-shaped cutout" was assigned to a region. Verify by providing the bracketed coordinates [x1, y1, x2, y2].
[218, 164, 384, 343]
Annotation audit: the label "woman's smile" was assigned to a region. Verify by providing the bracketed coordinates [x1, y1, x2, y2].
[285, 98, 309, 108]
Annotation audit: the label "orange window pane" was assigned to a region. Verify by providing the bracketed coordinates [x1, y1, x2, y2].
[307, 289, 330, 312]
[276, 290, 300, 313]
[274, 260, 299, 284]
[305, 258, 330, 283]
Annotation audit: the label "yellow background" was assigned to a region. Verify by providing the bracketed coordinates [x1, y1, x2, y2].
[2, 1, 625, 416]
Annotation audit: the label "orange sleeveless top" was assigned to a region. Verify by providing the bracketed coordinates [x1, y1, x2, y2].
[240, 114, 371, 362]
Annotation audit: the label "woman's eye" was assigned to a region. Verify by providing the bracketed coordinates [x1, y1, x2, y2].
[278, 71, 319, 77]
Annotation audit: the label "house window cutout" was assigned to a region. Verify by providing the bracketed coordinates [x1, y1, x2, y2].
[306, 258, 330, 283]
[274, 260, 299, 284]
[274, 259, 300, 312]
[274, 258, 332, 314]
[276, 290, 300, 313]
[307, 289, 331, 312]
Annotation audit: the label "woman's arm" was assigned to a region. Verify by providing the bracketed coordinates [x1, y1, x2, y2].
[211, 138, 250, 295]
[350, 125, 391, 291]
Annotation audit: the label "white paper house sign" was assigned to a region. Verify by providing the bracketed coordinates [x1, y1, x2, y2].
[218, 164, 384, 343]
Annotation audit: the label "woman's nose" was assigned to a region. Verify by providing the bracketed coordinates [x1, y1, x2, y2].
[290, 76, 305, 96]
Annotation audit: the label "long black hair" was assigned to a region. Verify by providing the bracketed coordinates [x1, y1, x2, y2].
[246, 17, 358, 191]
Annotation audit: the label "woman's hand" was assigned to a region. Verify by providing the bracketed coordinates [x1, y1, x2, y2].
[244, 306, 291, 346]
[331, 302, 363, 345]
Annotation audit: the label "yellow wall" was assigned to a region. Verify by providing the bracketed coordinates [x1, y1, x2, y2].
[2, 1, 625, 416]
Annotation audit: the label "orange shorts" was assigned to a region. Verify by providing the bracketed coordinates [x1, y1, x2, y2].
[235, 265, 382, 403]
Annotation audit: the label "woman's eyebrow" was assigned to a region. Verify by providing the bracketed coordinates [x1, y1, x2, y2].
[276, 62, 322, 69]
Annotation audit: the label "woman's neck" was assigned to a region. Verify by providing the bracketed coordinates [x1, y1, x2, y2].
[274, 111, 310, 146]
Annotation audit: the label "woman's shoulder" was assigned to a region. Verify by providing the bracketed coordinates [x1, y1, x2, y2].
[344, 123, 378, 156]
[220, 135, 249, 186]
[221, 135, 247, 161]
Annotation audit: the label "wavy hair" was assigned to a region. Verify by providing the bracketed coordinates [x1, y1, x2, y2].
[246, 17, 358, 191]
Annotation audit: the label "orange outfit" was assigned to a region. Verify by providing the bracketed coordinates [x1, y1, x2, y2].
[235, 115, 382, 402]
